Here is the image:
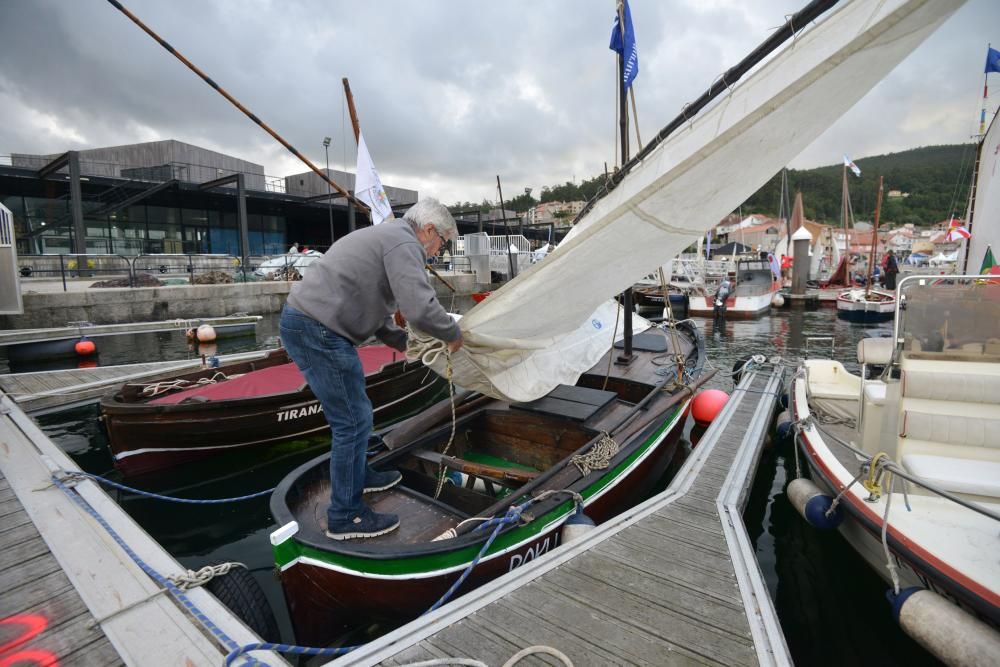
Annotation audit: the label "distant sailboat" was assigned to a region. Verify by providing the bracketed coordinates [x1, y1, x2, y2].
[837, 176, 896, 322]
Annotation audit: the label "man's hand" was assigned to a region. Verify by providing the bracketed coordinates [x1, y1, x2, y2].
[447, 334, 464, 354]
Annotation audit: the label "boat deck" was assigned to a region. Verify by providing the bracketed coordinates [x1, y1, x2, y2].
[0, 389, 286, 666]
[333, 364, 787, 666]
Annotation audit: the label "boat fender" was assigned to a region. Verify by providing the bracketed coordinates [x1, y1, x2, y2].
[561, 506, 596, 543]
[204, 562, 280, 643]
[692, 389, 729, 426]
[771, 293, 785, 308]
[787, 478, 843, 530]
[888, 587, 1000, 666]
[775, 410, 793, 442]
[196, 324, 217, 342]
[74, 336, 97, 357]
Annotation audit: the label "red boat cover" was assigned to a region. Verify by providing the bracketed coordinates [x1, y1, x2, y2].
[149, 346, 399, 405]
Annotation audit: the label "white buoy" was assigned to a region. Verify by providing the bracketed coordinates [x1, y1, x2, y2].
[889, 587, 1000, 666]
[771, 293, 785, 308]
[196, 324, 217, 342]
[561, 506, 596, 542]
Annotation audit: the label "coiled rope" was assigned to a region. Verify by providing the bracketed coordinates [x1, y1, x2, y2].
[169, 562, 247, 591]
[570, 432, 619, 477]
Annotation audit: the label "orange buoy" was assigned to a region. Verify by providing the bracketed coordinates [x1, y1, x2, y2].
[691, 389, 729, 426]
[74, 337, 97, 356]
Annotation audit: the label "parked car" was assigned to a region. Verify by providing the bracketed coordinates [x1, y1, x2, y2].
[253, 250, 323, 280]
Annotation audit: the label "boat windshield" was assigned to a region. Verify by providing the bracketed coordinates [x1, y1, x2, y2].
[896, 277, 1000, 358]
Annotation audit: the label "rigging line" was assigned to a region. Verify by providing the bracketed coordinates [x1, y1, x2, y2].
[945, 142, 975, 221]
[104, 0, 369, 217]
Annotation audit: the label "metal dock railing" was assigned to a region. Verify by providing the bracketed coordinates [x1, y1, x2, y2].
[334, 364, 787, 666]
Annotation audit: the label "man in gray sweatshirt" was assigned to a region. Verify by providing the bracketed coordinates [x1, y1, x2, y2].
[280, 198, 463, 539]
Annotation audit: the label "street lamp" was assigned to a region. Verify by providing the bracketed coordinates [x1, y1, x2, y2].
[322, 137, 333, 246]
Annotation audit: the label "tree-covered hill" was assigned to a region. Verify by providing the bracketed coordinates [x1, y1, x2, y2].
[741, 144, 977, 226]
[451, 144, 979, 226]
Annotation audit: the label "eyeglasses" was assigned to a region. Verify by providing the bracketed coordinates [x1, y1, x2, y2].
[432, 228, 449, 255]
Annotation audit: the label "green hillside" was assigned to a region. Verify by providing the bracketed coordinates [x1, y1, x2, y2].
[450, 144, 979, 226]
[741, 144, 977, 226]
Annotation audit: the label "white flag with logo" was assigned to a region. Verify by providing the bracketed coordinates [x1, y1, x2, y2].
[355, 132, 393, 224]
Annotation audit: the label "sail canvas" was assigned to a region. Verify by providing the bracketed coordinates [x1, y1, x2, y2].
[417, 0, 964, 402]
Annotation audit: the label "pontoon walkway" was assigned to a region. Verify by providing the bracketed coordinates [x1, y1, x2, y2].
[334, 364, 788, 666]
[0, 389, 285, 666]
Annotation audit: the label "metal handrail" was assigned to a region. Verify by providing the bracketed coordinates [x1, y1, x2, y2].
[17, 253, 135, 291]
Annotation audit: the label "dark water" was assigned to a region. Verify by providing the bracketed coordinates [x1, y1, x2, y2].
[23, 307, 940, 664]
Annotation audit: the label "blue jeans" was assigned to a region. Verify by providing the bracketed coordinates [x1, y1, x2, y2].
[279, 305, 373, 524]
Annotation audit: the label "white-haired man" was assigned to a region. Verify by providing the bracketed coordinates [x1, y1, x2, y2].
[280, 198, 463, 540]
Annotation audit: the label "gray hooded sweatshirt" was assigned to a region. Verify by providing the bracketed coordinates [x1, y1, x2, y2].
[286, 219, 460, 351]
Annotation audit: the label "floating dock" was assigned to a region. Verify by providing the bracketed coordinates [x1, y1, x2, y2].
[0, 390, 285, 666]
[0, 350, 271, 415]
[0, 315, 262, 347]
[335, 363, 787, 666]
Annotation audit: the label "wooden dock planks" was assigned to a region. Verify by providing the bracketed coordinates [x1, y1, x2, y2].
[336, 365, 787, 667]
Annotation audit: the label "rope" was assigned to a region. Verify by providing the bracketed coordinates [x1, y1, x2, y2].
[139, 371, 240, 398]
[602, 299, 623, 391]
[169, 562, 247, 591]
[434, 351, 457, 500]
[60, 470, 274, 503]
[570, 433, 619, 477]
[881, 472, 902, 594]
[49, 475, 263, 667]
[863, 452, 890, 499]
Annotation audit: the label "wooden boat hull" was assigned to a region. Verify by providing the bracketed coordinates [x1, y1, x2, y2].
[270, 322, 707, 647]
[835, 289, 895, 322]
[688, 289, 777, 318]
[273, 410, 686, 646]
[100, 350, 447, 476]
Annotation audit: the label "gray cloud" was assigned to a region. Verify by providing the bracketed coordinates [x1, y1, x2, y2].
[0, 0, 995, 204]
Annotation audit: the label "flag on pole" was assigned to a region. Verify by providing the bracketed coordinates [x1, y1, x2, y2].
[609, 0, 639, 90]
[981, 245, 997, 274]
[843, 155, 862, 177]
[944, 218, 971, 242]
[985, 46, 1000, 74]
[355, 132, 393, 225]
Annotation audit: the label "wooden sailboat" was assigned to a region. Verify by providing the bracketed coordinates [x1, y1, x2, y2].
[837, 176, 896, 322]
[269, 323, 706, 646]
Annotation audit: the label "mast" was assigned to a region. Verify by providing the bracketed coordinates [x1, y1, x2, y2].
[842, 164, 850, 280]
[615, 0, 633, 365]
[961, 134, 985, 273]
[865, 176, 884, 299]
[342, 78, 361, 143]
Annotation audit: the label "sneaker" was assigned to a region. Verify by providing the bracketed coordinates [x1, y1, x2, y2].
[364, 467, 402, 494]
[326, 509, 399, 540]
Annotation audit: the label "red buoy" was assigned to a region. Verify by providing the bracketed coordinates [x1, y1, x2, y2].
[691, 389, 729, 426]
[74, 337, 96, 357]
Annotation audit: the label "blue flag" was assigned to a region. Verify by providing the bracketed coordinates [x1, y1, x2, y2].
[987, 47, 1000, 74]
[609, 0, 639, 90]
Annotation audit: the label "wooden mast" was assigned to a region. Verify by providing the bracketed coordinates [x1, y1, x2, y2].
[865, 176, 884, 299]
[342, 78, 362, 143]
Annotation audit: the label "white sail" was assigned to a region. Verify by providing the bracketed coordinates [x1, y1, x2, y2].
[420, 0, 963, 402]
[965, 109, 1000, 272]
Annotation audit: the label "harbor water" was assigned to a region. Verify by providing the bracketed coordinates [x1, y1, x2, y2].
[13, 306, 942, 665]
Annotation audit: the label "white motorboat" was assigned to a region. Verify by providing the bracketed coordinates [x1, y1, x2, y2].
[787, 274, 1000, 665]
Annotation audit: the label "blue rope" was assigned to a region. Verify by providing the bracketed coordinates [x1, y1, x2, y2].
[65, 471, 274, 504]
[51, 476, 266, 667]
[223, 502, 528, 665]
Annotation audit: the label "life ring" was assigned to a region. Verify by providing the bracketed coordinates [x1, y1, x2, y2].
[204, 565, 279, 642]
[159, 265, 168, 274]
[19, 266, 32, 277]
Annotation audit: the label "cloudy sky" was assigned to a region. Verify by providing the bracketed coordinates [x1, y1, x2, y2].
[0, 0, 996, 204]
